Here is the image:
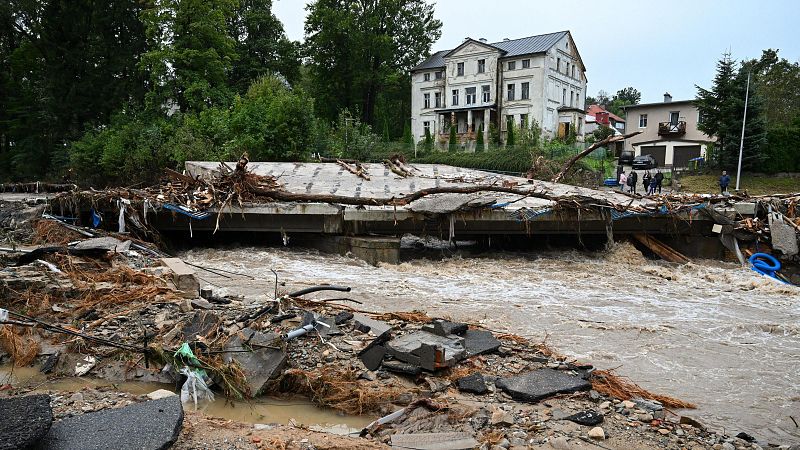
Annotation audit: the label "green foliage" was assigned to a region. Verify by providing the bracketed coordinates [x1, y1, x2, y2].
[762, 118, 800, 173]
[304, 0, 442, 125]
[475, 127, 485, 153]
[489, 122, 501, 146]
[745, 49, 800, 128]
[506, 117, 516, 147]
[448, 125, 457, 151]
[402, 122, 413, 150]
[592, 125, 615, 142]
[529, 119, 542, 149]
[382, 120, 390, 142]
[615, 87, 641, 106]
[415, 146, 533, 173]
[326, 109, 379, 160]
[423, 127, 433, 153]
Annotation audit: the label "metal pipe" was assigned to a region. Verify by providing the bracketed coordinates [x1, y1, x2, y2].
[735, 70, 751, 191]
[288, 285, 351, 297]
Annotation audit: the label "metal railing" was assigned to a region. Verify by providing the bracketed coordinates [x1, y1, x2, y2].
[658, 121, 686, 136]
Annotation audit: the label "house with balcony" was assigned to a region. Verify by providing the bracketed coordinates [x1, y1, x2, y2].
[621, 93, 715, 168]
[410, 31, 587, 148]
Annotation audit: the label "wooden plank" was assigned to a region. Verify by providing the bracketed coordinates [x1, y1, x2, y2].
[632, 233, 689, 264]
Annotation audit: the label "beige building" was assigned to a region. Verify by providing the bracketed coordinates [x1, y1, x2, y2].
[621, 93, 715, 168]
[410, 31, 587, 147]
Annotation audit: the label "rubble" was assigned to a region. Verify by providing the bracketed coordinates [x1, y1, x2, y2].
[495, 369, 592, 403]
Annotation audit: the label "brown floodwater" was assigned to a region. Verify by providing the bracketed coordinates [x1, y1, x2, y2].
[180, 242, 800, 444]
[0, 365, 372, 430]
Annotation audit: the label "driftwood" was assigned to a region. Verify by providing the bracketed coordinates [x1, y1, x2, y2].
[551, 131, 642, 184]
[336, 159, 370, 180]
[632, 233, 689, 264]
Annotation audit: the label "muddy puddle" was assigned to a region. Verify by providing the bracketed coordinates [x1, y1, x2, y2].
[181, 242, 800, 443]
[0, 365, 372, 431]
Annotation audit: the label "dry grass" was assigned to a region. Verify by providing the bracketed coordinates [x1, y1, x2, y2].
[373, 310, 432, 323]
[0, 325, 40, 366]
[31, 220, 83, 245]
[591, 369, 696, 409]
[279, 367, 408, 415]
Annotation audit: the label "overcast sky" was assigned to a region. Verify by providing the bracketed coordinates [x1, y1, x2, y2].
[273, 0, 799, 104]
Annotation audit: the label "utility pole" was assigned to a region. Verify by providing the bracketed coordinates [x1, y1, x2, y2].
[735, 70, 751, 191]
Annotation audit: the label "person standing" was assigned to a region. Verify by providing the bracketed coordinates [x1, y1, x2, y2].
[628, 170, 638, 195]
[719, 171, 731, 194]
[618, 171, 627, 193]
[642, 171, 652, 196]
[649, 176, 658, 195]
[654, 170, 664, 194]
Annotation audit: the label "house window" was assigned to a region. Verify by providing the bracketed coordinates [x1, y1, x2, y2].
[466, 87, 476, 105]
[520, 114, 528, 126]
[521, 82, 530, 100]
[423, 93, 430, 109]
[570, 90, 574, 107]
[557, 58, 560, 71]
[508, 61, 516, 70]
[457, 62, 464, 76]
[477, 59, 485, 73]
[639, 114, 648, 128]
[562, 88, 566, 104]
[522, 59, 530, 69]
[424, 72, 430, 82]
[669, 111, 680, 124]
[572, 65, 576, 78]
[565, 62, 569, 74]
[452, 89, 459, 106]
[482, 85, 490, 102]
[576, 93, 580, 107]
[423, 121, 431, 134]
[507, 84, 515, 101]
[434, 92, 442, 108]
[435, 70, 443, 79]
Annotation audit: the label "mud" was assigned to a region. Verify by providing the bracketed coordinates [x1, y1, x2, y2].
[181, 242, 800, 443]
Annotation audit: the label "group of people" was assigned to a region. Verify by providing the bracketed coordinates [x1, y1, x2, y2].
[618, 168, 664, 195]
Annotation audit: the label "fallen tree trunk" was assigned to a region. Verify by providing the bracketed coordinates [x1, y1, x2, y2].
[551, 131, 642, 184]
[632, 233, 689, 264]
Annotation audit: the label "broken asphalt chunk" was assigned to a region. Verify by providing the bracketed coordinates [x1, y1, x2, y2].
[223, 328, 287, 397]
[386, 331, 464, 372]
[422, 319, 468, 337]
[0, 394, 53, 450]
[495, 368, 591, 403]
[181, 311, 220, 341]
[359, 345, 387, 371]
[563, 410, 604, 426]
[382, 360, 423, 376]
[334, 311, 354, 325]
[456, 373, 487, 394]
[353, 314, 392, 339]
[36, 396, 183, 450]
[463, 329, 501, 357]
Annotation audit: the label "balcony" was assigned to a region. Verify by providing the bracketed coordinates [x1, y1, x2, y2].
[658, 121, 686, 136]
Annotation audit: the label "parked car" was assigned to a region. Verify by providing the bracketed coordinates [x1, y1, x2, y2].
[619, 150, 635, 165]
[632, 154, 658, 170]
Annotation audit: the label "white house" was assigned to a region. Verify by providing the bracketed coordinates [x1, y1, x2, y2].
[410, 31, 587, 146]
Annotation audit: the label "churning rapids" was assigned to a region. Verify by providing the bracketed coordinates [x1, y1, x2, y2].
[181, 242, 800, 444]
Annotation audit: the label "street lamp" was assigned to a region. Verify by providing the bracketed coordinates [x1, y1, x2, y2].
[735, 70, 751, 191]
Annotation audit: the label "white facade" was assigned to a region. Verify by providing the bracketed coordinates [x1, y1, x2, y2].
[410, 31, 587, 146]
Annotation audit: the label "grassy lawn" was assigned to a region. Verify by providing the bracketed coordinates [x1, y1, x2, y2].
[679, 174, 800, 195]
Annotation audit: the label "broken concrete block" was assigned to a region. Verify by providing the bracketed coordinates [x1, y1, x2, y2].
[770, 220, 799, 257]
[463, 329, 501, 357]
[359, 345, 387, 371]
[37, 396, 183, 450]
[0, 394, 52, 450]
[456, 373, 487, 394]
[495, 368, 591, 403]
[386, 331, 465, 372]
[160, 257, 200, 298]
[146, 389, 177, 400]
[181, 311, 220, 341]
[390, 431, 478, 450]
[223, 328, 287, 397]
[74, 355, 96, 376]
[190, 298, 214, 310]
[422, 319, 468, 337]
[353, 314, 392, 339]
[73, 236, 130, 252]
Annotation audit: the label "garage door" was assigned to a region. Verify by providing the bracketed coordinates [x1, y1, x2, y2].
[673, 145, 701, 168]
[640, 146, 666, 167]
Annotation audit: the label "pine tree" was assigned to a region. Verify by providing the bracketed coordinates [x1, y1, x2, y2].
[448, 124, 457, 151]
[382, 120, 390, 142]
[475, 125, 485, 152]
[402, 122, 413, 150]
[506, 116, 516, 147]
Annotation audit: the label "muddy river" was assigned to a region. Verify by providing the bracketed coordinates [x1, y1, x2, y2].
[180, 242, 800, 444]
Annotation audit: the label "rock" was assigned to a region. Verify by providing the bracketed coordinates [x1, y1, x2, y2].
[334, 311, 354, 325]
[456, 373, 487, 394]
[770, 219, 799, 257]
[37, 396, 183, 450]
[390, 431, 478, 450]
[146, 389, 176, 400]
[40, 351, 60, 374]
[73, 237, 129, 252]
[358, 371, 376, 382]
[563, 410, 604, 426]
[598, 401, 611, 409]
[546, 436, 572, 450]
[491, 409, 514, 426]
[496, 438, 510, 448]
[0, 394, 53, 450]
[679, 415, 706, 430]
[635, 412, 654, 422]
[721, 443, 735, 450]
[382, 360, 422, 376]
[735, 432, 756, 442]
[463, 330, 501, 357]
[632, 397, 663, 411]
[181, 311, 220, 341]
[75, 355, 96, 376]
[69, 392, 85, 404]
[621, 400, 636, 409]
[358, 344, 386, 371]
[587, 427, 605, 440]
[495, 369, 591, 403]
[422, 319, 468, 337]
[658, 428, 670, 435]
[386, 331, 465, 371]
[425, 377, 451, 393]
[190, 298, 214, 310]
[223, 328, 287, 397]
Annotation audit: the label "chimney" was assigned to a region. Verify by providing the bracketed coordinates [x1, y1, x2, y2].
[664, 92, 672, 103]
[479, 38, 487, 43]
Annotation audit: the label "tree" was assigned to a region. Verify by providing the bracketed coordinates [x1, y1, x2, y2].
[448, 124, 457, 151]
[423, 127, 433, 153]
[506, 117, 515, 146]
[304, 0, 442, 125]
[746, 49, 800, 127]
[402, 121, 413, 150]
[695, 53, 766, 170]
[615, 87, 641, 105]
[140, 0, 238, 114]
[596, 90, 611, 108]
[592, 125, 615, 142]
[228, 0, 301, 92]
[475, 125, 484, 152]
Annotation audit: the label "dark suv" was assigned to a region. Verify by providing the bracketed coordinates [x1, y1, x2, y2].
[632, 154, 658, 170]
[619, 150, 635, 165]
